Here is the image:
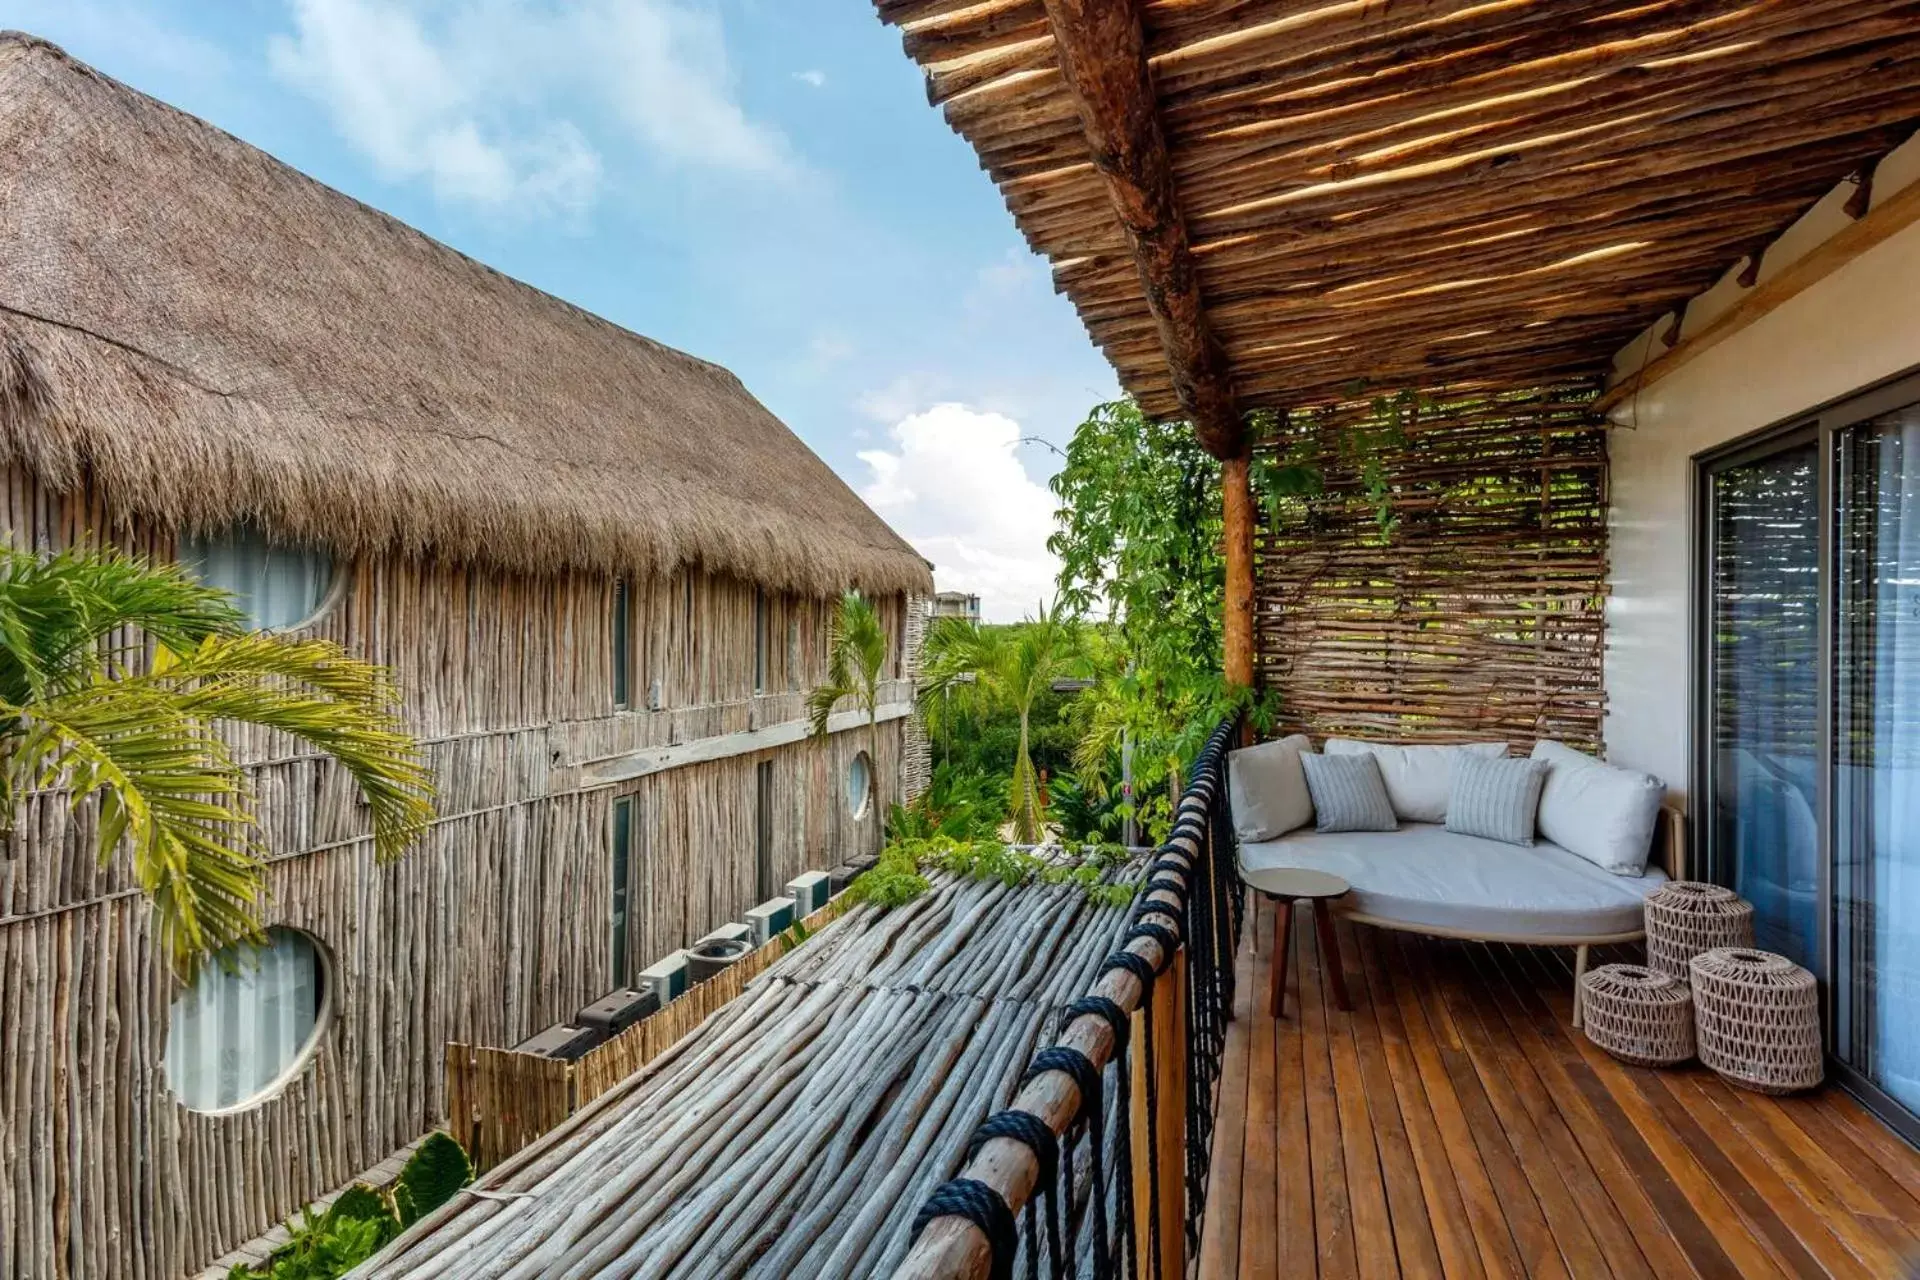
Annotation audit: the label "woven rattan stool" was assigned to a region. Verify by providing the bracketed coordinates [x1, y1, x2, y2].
[1690, 948, 1822, 1094]
[1580, 964, 1694, 1066]
[1645, 881, 1754, 980]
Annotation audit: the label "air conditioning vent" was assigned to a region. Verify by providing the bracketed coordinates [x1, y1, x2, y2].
[694, 922, 752, 949]
[786, 871, 831, 916]
[685, 937, 751, 984]
[512, 1022, 603, 1062]
[575, 987, 658, 1037]
[746, 898, 796, 947]
[636, 951, 688, 1007]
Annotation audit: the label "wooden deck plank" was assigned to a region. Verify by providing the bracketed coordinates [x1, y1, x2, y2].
[1339, 921, 1443, 1280]
[1240, 904, 1280, 1280]
[1383, 934, 1528, 1280]
[1276, 906, 1318, 1279]
[1198, 911, 1255, 1280]
[1396, 935, 1569, 1280]
[1297, 904, 1361, 1280]
[1356, 926, 1485, 1280]
[1199, 928, 1920, 1278]
[1309, 915, 1400, 1280]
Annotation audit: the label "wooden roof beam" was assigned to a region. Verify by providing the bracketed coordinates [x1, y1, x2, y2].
[1040, 0, 1246, 460]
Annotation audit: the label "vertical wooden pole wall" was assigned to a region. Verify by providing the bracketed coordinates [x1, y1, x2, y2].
[1222, 452, 1257, 745]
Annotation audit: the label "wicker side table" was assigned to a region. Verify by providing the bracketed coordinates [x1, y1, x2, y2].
[1645, 881, 1754, 980]
[1690, 948, 1823, 1094]
[1581, 964, 1694, 1066]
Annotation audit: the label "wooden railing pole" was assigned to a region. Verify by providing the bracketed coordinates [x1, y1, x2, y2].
[895, 726, 1231, 1279]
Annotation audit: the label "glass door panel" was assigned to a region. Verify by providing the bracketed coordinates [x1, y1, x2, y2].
[1705, 441, 1820, 968]
[1835, 411, 1920, 1116]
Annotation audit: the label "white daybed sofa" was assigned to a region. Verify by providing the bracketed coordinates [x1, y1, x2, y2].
[1231, 736, 1686, 1024]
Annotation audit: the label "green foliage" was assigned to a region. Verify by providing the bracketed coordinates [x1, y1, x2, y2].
[227, 1133, 472, 1279]
[846, 842, 932, 908]
[848, 835, 1135, 911]
[0, 545, 435, 974]
[227, 1184, 398, 1280]
[885, 762, 1007, 842]
[918, 600, 1085, 841]
[1048, 402, 1278, 842]
[392, 1131, 472, 1228]
[1049, 770, 1124, 844]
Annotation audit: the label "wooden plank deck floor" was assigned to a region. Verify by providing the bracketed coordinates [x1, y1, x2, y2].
[1198, 900, 1920, 1280]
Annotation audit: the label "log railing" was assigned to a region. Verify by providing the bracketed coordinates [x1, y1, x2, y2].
[444, 897, 852, 1171]
[896, 717, 1244, 1279]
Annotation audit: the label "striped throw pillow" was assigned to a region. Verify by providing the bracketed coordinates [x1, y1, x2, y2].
[1299, 751, 1397, 832]
[1445, 754, 1551, 846]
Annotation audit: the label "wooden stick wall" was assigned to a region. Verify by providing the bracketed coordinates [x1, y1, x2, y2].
[0, 463, 918, 1280]
[1253, 383, 1609, 751]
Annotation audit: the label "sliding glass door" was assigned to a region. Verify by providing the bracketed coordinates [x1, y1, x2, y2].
[1700, 374, 1920, 1135]
[1834, 410, 1920, 1118]
[1703, 438, 1820, 969]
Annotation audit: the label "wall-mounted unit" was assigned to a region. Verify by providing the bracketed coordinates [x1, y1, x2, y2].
[574, 987, 659, 1037]
[685, 936, 752, 984]
[695, 922, 752, 950]
[746, 898, 796, 947]
[828, 862, 866, 896]
[787, 870, 831, 916]
[512, 1022, 604, 1062]
[636, 951, 688, 1007]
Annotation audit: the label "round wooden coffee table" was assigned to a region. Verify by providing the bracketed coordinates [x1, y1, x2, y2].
[1243, 867, 1351, 1017]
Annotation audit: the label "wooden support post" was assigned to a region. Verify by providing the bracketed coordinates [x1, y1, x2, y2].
[1222, 451, 1255, 693]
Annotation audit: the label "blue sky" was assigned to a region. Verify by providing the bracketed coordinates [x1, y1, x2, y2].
[7, 0, 1120, 620]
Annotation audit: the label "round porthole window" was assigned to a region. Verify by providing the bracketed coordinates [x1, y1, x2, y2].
[163, 927, 332, 1113]
[180, 524, 337, 632]
[847, 751, 873, 820]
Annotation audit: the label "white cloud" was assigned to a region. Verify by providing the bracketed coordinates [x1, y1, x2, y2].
[794, 69, 827, 88]
[856, 372, 951, 425]
[857, 404, 1061, 623]
[267, 0, 785, 217]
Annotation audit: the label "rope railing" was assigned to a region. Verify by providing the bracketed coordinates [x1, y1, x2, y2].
[896, 717, 1244, 1280]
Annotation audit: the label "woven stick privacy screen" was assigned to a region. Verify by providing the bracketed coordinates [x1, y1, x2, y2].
[1255, 382, 1608, 750]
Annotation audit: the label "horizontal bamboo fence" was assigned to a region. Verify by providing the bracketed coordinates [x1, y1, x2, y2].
[1255, 383, 1609, 751]
[445, 898, 855, 1171]
[0, 463, 919, 1280]
[361, 862, 1142, 1279]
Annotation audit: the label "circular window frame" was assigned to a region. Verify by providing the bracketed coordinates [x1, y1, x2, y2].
[163, 925, 337, 1117]
[176, 526, 348, 635]
[847, 750, 874, 821]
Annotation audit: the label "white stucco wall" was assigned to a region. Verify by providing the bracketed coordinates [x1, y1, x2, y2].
[1604, 213, 1920, 807]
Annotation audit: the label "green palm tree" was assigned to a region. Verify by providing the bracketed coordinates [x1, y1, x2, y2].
[0, 544, 435, 974]
[918, 599, 1083, 843]
[806, 591, 889, 776]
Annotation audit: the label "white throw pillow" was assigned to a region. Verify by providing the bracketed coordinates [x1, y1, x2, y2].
[1228, 734, 1315, 841]
[1531, 740, 1665, 876]
[1323, 738, 1509, 823]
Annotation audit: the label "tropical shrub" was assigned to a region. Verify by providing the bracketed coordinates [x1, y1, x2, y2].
[226, 1132, 471, 1280]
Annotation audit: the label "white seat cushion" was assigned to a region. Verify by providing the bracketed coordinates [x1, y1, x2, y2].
[1228, 734, 1315, 841]
[1239, 824, 1668, 940]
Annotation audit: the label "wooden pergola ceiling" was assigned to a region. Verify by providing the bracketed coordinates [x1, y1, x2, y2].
[878, 0, 1920, 423]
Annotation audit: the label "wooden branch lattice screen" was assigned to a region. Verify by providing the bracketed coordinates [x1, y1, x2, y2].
[1254, 382, 1608, 752]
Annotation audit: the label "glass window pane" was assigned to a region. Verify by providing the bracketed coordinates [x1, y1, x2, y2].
[611, 798, 632, 984]
[163, 927, 327, 1112]
[846, 752, 871, 819]
[1835, 411, 1920, 1117]
[181, 526, 332, 631]
[1705, 442, 1820, 967]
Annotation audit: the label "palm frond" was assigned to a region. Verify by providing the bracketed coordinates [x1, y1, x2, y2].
[153, 635, 436, 861]
[0, 544, 244, 703]
[2, 686, 264, 972]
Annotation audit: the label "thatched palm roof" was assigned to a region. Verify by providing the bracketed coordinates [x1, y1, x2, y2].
[0, 33, 929, 596]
